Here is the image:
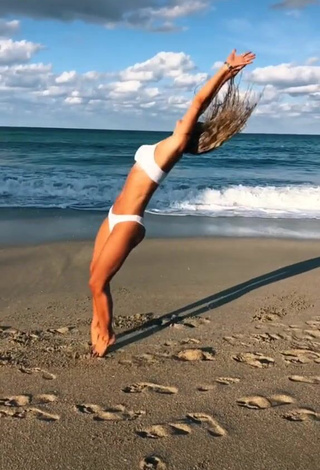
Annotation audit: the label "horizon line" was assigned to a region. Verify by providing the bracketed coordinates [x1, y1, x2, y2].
[0, 125, 319, 137]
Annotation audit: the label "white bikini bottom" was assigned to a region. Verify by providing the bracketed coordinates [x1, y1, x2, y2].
[108, 206, 144, 233]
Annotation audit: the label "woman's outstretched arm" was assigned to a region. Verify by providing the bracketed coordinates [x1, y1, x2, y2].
[155, 50, 255, 164]
[177, 50, 255, 137]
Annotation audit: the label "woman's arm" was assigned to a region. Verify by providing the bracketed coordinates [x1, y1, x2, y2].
[176, 50, 256, 137]
[155, 50, 256, 165]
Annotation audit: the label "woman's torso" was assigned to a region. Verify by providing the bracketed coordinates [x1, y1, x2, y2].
[112, 163, 159, 215]
[112, 137, 183, 216]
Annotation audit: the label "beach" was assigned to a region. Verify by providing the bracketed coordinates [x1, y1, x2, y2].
[1, 237, 319, 470]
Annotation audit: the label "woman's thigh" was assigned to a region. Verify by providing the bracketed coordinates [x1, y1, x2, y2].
[90, 217, 111, 272]
[90, 221, 145, 287]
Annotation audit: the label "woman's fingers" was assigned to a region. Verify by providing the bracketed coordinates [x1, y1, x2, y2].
[242, 52, 255, 61]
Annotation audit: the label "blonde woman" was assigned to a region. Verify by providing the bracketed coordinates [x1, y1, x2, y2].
[89, 49, 257, 357]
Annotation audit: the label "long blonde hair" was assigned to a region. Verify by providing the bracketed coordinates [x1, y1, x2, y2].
[186, 79, 259, 154]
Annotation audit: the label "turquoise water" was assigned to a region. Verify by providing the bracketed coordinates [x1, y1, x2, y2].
[0, 127, 319, 242]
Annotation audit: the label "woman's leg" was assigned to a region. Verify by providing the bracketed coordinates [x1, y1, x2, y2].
[90, 217, 111, 347]
[89, 221, 145, 357]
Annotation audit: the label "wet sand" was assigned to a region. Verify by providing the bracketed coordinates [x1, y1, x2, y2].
[1, 238, 320, 470]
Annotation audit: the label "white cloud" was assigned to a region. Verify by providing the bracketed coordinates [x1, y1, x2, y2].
[120, 69, 155, 82]
[168, 95, 191, 109]
[249, 63, 320, 88]
[0, 39, 42, 65]
[0, 63, 52, 89]
[140, 101, 156, 108]
[157, 0, 209, 19]
[120, 52, 195, 83]
[212, 61, 224, 70]
[283, 84, 320, 95]
[0, 19, 20, 37]
[260, 85, 280, 103]
[83, 71, 103, 80]
[65, 96, 83, 105]
[56, 71, 77, 84]
[173, 72, 208, 89]
[254, 98, 320, 122]
[144, 87, 160, 98]
[37, 86, 67, 97]
[110, 80, 142, 95]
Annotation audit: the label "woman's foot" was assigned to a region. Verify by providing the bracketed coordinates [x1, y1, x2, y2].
[92, 331, 116, 357]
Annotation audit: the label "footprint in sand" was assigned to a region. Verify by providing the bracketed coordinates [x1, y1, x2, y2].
[27, 408, 60, 422]
[76, 403, 145, 421]
[171, 318, 211, 330]
[237, 394, 295, 410]
[122, 383, 178, 395]
[253, 333, 283, 343]
[33, 394, 58, 405]
[0, 408, 27, 419]
[186, 413, 227, 437]
[305, 317, 320, 329]
[223, 335, 250, 347]
[304, 330, 320, 339]
[120, 353, 165, 366]
[289, 375, 320, 384]
[216, 377, 241, 385]
[283, 408, 320, 422]
[253, 307, 287, 323]
[0, 393, 59, 421]
[47, 326, 76, 335]
[175, 348, 215, 362]
[281, 349, 320, 364]
[181, 338, 201, 345]
[0, 395, 31, 407]
[0, 393, 58, 407]
[138, 422, 192, 439]
[138, 413, 226, 439]
[289, 328, 320, 341]
[198, 378, 240, 391]
[163, 341, 177, 347]
[139, 456, 167, 470]
[233, 352, 275, 368]
[19, 367, 57, 381]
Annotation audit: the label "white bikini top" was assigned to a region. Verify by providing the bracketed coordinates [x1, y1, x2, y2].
[134, 144, 167, 185]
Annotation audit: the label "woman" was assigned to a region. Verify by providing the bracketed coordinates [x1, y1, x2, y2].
[89, 49, 257, 357]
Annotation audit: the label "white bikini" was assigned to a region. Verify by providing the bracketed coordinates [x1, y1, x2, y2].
[108, 144, 167, 232]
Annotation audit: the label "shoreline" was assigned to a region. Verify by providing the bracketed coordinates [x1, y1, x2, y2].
[1, 207, 320, 246]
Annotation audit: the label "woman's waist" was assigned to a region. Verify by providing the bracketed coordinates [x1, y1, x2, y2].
[112, 167, 157, 214]
[112, 192, 151, 216]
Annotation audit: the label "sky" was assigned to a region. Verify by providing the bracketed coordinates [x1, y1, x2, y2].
[0, 0, 319, 134]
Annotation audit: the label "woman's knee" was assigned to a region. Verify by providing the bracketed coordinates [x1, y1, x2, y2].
[89, 275, 107, 295]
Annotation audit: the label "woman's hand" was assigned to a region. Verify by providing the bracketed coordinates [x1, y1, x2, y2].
[225, 49, 256, 78]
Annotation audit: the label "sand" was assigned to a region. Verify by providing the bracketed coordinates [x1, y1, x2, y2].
[0, 238, 320, 470]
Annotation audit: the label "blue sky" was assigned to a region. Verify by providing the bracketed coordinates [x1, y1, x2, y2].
[0, 0, 319, 133]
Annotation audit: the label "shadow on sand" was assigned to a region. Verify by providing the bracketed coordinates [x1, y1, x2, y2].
[109, 256, 320, 353]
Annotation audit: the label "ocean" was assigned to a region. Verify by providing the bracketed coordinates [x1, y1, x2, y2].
[0, 127, 319, 244]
